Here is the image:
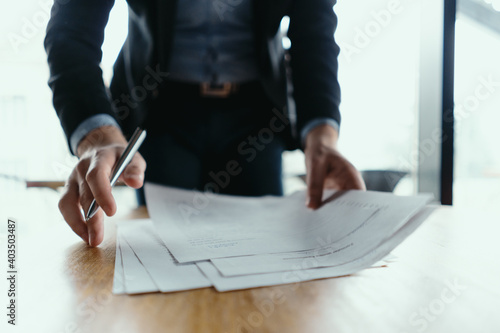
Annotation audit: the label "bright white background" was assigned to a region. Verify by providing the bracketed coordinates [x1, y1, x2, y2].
[0, 0, 499, 207]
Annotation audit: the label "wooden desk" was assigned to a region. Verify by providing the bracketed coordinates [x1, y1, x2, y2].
[7, 203, 500, 333]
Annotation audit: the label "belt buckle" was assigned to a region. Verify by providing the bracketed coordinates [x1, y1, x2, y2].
[200, 82, 234, 98]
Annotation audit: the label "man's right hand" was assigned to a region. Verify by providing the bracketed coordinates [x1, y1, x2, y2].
[58, 126, 147, 247]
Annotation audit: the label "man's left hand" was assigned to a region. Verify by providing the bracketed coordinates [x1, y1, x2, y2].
[304, 124, 366, 209]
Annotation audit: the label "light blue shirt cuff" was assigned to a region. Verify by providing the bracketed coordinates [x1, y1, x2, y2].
[300, 118, 340, 148]
[70, 114, 120, 155]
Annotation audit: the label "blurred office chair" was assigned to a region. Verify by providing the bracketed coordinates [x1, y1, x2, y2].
[360, 170, 407, 192]
[298, 170, 408, 193]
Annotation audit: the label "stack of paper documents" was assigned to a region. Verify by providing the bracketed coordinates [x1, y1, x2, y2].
[113, 183, 434, 294]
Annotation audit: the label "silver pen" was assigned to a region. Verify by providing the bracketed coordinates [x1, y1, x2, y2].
[85, 127, 147, 221]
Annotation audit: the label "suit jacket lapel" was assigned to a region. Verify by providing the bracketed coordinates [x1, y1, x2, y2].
[253, 0, 268, 62]
[157, 0, 178, 70]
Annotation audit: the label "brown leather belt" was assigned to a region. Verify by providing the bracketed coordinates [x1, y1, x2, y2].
[200, 82, 240, 98]
[161, 80, 258, 99]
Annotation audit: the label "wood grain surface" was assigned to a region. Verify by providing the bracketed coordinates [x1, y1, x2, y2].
[7, 203, 500, 333]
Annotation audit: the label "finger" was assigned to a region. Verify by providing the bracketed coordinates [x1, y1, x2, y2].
[326, 155, 366, 191]
[85, 150, 117, 216]
[75, 157, 94, 213]
[306, 156, 327, 209]
[350, 169, 366, 190]
[58, 175, 89, 244]
[335, 157, 366, 190]
[78, 176, 96, 215]
[77, 175, 105, 246]
[121, 153, 147, 189]
[86, 209, 105, 247]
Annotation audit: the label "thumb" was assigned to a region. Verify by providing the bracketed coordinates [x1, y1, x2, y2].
[122, 153, 147, 189]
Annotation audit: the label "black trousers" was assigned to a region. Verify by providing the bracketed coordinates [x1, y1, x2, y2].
[136, 81, 288, 205]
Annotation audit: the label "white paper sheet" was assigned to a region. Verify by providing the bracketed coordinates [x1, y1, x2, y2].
[211, 191, 432, 276]
[120, 219, 212, 292]
[112, 232, 126, 295]
[145, 183, 378, 263]
[113, 222, 390, 295]
[196, 206, 435, 292]
[118, 230, 160, 294]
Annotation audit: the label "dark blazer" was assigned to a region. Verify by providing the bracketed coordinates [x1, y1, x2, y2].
[45, 0, 341, 151]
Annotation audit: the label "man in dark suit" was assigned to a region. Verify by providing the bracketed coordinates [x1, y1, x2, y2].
[45, 0, 365, 247]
